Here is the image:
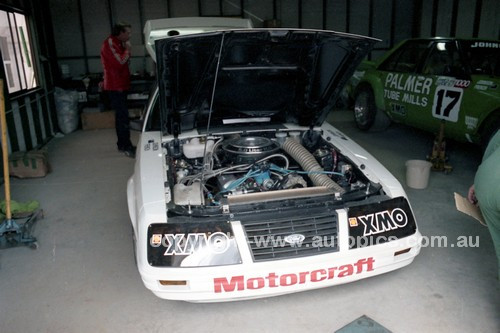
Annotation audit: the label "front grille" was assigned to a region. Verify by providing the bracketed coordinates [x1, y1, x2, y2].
[242, 212, 339, 262]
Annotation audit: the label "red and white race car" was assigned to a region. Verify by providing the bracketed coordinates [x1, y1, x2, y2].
[127, 17, 422, 302]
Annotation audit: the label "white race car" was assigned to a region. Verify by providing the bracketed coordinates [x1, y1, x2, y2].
[127, 17, 422, 302]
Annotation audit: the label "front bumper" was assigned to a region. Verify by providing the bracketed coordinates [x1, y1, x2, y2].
[136, 209, 422, 302]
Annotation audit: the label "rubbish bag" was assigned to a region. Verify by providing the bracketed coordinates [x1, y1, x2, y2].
[54, 87, 79, 134]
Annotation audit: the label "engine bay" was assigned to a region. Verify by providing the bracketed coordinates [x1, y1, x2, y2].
[165, 129, 378, 209]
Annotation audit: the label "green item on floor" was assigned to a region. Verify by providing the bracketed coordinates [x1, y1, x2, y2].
[0, 200, 40, 219]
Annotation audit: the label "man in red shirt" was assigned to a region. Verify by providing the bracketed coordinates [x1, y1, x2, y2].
[100, 22, 135, 157]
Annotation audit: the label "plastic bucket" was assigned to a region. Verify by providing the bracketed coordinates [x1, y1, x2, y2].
[405, 160, 432, 189]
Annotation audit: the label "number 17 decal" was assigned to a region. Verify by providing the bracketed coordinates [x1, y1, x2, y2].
[432, 86, 463, 122]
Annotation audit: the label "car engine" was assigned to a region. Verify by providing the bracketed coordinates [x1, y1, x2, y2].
[166, 130, 373, 208]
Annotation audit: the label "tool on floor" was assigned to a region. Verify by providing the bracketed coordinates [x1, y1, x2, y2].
[427, 120, 453, 174]
[0, 79, 41, 250]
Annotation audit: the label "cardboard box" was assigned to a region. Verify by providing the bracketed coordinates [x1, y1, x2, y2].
[81, 111, 115, 130]
[9, 150, 50, 178]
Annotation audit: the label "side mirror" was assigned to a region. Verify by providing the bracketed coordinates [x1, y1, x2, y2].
[130, 118, 144, 131]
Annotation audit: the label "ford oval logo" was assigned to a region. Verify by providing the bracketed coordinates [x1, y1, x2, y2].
[284, 234, 305, 245]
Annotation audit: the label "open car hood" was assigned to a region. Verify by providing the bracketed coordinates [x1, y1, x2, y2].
[155, 29, 378, 135]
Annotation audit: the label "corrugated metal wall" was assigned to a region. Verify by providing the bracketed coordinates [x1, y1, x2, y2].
[49, 0, 499, 79]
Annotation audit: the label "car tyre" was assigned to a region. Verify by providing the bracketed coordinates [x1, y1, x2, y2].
[354, 85, 391, 131]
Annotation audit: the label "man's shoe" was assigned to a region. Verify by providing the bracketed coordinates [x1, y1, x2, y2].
[119, 146, 136, 158]
[123, 148, 135, 158]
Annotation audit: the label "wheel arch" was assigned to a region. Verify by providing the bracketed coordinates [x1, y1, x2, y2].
[355, 77, 386, 113]
[478, 109, 500, 148]
[354, 79, 392, 132]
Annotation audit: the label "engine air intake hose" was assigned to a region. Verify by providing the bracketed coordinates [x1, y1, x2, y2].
[281, 138, 345, 194]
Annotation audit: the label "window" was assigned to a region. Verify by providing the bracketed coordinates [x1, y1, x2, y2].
[461, 41, 500, 77]
[422, 41, 465, 77]
[379, 41, 429, 73]
[0, 10, 38, 93]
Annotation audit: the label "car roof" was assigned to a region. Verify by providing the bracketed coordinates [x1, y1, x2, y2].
[399, 37, 499, 43]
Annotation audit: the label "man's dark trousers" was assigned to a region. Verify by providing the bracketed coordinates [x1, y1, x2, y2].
[108, 91, 132, 150]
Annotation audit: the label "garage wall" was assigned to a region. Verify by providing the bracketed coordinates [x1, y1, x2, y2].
[49, 0, 499, 79]
[0, 0, 496, 156]
[419, 0, 499, 39]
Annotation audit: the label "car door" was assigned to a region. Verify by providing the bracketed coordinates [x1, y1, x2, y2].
[376, 40, 432, 126]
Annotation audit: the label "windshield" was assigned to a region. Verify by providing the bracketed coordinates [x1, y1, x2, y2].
[461, 41, 500, 77]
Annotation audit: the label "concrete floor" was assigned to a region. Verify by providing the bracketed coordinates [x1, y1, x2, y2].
[0, 110, 498, 333]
